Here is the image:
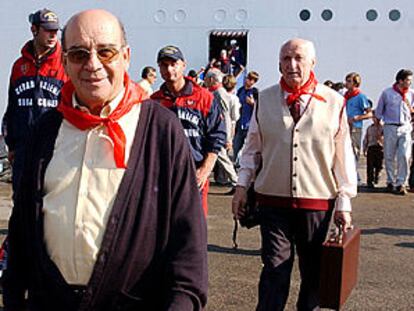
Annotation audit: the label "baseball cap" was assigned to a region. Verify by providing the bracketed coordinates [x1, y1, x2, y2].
[29, 8, 60, 31]
[157, 45, 185, 62]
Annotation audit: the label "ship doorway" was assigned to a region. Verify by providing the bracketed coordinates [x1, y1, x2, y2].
[208, 30, 248, 78]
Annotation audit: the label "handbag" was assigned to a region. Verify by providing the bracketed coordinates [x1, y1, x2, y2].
[231, 183, 261, 249]
[238, 183, 260, 228]
[319, 225, 361, 310]
[232, 153, 262, 249]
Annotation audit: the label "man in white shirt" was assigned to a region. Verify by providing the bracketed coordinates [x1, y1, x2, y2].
[375, 69, 414, 195]
[204, 68, 239, 190]
[232, 38, 357, 311]
[137, 66, 157, 96]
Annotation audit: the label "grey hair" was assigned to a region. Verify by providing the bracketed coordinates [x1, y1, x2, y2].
[279, 38, 316, 62]
[205, 68, 224, 83]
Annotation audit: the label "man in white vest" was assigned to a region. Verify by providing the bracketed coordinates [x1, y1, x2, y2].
[232, 38, 357, 311]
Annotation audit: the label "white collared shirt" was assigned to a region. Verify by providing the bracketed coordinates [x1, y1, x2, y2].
[43, 89, 141, 285]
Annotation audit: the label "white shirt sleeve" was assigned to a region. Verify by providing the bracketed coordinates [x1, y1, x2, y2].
[230, 95, 241, 123]
[237, 103, 262, 188]
[333, 105, 358, 212]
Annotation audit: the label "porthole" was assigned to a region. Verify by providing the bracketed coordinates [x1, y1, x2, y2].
[321, 9, 333, 21]
[299, 9, 311, 21]
[366, 9, 378, 21]
[389, 9, 401, 21]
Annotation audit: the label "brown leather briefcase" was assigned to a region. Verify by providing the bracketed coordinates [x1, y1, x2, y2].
[319, 226, 361, 310]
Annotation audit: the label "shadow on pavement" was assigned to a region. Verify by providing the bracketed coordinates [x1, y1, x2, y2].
[362, 227, 414, 236]
[395, 242, 414, 248]
[358, 186, 389, 193]
[208, 244, 261, 256]
[358, 185, 414, 195]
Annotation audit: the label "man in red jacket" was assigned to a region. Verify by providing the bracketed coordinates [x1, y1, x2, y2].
[152, 46, 226, 215]
[2, 8, 67, 193]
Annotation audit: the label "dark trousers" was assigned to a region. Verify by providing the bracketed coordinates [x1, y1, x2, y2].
[409, 143, 414, 188]
[11, 146, 26, 197]
[366, 145, 383, 184]
[256, 206, 333, 311]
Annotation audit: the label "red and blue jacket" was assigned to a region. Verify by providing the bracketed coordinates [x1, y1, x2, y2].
[152, 78, 226, 167]
[2, 40, 67, 152]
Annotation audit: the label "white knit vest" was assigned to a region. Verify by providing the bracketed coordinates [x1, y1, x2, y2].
[255, 83, 345, 200]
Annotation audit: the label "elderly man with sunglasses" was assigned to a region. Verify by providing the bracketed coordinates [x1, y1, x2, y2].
[3, 9, 207, 311]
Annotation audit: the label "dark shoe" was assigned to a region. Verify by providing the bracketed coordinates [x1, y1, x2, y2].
[395, 185, 407, 195]
[386, 183, 394, 193]
[367, 182, 374, 188]
[224, 187, 236, 195]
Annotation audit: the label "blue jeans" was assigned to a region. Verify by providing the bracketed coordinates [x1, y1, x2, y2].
[232, 127, 248, 163]
[383, 124, 412, 186]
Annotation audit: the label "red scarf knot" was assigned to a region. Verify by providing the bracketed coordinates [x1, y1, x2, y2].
[344, 88, 361, 101]
[57, 73, 147, 168]
[393, 83, 409, 103]
[208, 83, 222, 93]
[280, 71, 326, 106]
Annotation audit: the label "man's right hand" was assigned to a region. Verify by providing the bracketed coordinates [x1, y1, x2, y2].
[246, 95, 255, 106]
[232, 186, 248, 219]
[7, 151, 15, 164]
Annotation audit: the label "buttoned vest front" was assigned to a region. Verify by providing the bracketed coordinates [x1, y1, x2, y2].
[255, 83, 345, 200]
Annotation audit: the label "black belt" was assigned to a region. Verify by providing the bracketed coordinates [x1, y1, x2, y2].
[385, 123, 403, 126]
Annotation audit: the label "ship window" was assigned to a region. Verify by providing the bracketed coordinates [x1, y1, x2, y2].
[321, 9, 333, 21]
[299, 9, 311, 21]
[389, 9, 401, 21]
[366, 9, 378, 21]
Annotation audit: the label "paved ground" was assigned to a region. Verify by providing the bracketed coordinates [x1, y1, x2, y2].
[0, 164, 413, 310]
[207, 183, 414, 311]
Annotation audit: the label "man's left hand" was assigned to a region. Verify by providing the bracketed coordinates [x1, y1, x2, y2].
[334, 211, 353, 232]
[196, 153, 218, 188]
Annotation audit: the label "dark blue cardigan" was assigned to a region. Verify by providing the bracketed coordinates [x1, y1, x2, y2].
[3, 100, 208, 311]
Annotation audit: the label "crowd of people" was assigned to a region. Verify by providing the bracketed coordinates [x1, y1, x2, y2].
[324, 70, 414, 195]
[0, 6, 413, 311]
[182, 65, 414, 197]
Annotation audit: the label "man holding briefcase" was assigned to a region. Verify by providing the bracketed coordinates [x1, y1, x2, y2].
[232, 38, 357, 311]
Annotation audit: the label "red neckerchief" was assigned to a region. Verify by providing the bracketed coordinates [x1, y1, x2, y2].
[344, 88, 361, 101]
[57, 73, 147, 168]
[393, 83, 409, 102]
[208, 83, 222, 92]
[280, 71, 326, 105]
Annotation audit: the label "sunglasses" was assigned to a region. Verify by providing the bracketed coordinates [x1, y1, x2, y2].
[64, 46, 124, 64]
